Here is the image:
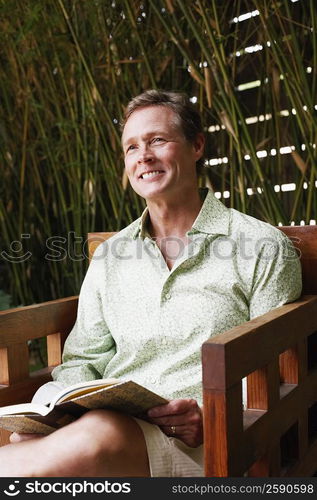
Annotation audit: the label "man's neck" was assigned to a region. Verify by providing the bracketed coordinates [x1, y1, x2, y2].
[146, 189, 203, 240]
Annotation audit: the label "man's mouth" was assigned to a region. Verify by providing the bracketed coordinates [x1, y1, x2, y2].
[139, 170, 164, 179]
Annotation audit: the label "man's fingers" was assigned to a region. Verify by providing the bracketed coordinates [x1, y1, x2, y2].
[148, 398, 198, 418]
[148, 410, 201, 427]
[10, 432, 43, 443]
[160, 424, 204, 447]
[147, 415, 187, 426]
[161, 424, 188, 436]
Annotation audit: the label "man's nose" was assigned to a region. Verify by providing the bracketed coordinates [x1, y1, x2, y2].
[137, 145, 153, 163]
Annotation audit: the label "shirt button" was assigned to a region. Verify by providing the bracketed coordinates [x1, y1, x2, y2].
[165, 293, 171, 300]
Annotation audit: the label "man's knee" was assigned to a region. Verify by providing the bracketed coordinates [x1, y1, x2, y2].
[0, 410, 148, 477]
[70, 409, 145, 459]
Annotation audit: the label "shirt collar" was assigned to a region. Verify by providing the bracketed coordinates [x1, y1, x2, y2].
[187, 188, 230, 236]
[132, 205, 152, 239]
[132, 188, 230, 239]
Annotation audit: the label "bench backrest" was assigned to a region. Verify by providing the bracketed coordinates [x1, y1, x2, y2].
[278, 226, 317, 294]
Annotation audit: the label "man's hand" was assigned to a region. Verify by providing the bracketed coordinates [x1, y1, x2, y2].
[146, 398, 203, 448]
[10, 432, 44, 443]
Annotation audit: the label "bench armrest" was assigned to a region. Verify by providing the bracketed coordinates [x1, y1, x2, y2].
[0, 296, 78, 406]
[202, 295, 317, 476]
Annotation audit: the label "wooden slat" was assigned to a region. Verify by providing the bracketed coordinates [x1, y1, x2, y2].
[279, 342, 300, 384]
[6, 343, 29, 385]
[0, 348, 9, 385]
[0, 429, 10, 447]
[247, 358, 280, 410]
[47, 332, 68, 367]
[0, 344, 29, 385]
[87, 232, 116, 261]
[0, 296, 78, 347]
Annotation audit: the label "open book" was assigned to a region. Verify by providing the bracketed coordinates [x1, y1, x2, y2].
[0, 378, 168, 435]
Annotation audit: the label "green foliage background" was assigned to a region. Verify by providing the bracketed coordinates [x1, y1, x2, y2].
[0, 0, 316, 306]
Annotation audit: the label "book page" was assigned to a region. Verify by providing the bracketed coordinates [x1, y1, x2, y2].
[49, 378, 120, 408]
[0, 403, 51, 417]
[60, 380, 168, 415]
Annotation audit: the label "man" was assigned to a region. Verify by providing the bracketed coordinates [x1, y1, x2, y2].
[0, 90, 301, 477]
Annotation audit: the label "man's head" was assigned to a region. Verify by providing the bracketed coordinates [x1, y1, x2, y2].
[121, 89, 205, 172]
[121, 91, 205, 203]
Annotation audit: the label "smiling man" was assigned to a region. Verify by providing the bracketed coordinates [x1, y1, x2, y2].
[122, 100, 204, 270]
[0, 90, 301, 477]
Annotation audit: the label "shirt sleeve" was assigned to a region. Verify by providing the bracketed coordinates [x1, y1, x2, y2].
[51, 243, 116, 386]
[249, 230, 302, 319]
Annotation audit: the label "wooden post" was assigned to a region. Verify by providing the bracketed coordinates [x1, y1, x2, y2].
[202, 343, 244, 476]
[47, 332, 66, 367]
[0, 343, 29, 385]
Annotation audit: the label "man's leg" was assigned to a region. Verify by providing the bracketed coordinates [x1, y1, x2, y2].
[0, 410, 150, 477]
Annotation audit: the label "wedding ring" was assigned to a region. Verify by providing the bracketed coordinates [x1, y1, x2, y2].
[170, 425, 176, 435]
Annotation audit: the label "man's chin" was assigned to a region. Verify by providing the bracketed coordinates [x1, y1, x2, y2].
[132, 184, 169, 200]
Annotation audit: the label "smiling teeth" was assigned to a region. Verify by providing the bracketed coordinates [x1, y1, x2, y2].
[142, 171, 162, 179]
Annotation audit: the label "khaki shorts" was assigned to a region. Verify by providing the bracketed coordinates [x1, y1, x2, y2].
[134, 417, 204, 477]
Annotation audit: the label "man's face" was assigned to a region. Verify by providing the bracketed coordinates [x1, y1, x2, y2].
[122, 105, 204, 202]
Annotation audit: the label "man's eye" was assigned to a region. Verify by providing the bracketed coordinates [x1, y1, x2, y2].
[127, 144, 137, 152]
[152, 137, 165, 144]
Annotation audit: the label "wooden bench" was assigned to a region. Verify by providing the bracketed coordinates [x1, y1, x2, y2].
[1, 226, 317, 477]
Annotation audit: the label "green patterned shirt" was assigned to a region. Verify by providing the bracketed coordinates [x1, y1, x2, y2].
[52, 189, 302, 406]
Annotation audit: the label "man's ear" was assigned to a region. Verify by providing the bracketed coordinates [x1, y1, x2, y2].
[193, 133, 205, 161]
